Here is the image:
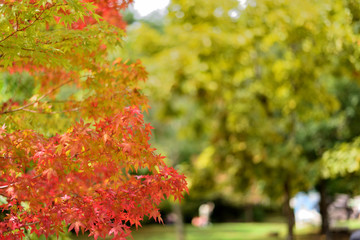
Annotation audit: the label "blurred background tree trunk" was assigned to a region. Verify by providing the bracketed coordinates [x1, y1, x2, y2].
[284, 180, 295, 240]
[173, 202, 185, 240]
[319, 179, 331, 239]
[244, 204, 254, 222]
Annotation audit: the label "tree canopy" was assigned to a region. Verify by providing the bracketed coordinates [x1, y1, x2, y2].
[122, 0, 360, 238]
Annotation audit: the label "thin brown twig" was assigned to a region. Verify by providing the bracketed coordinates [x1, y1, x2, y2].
[36, 37, 75, 46]
[21, 107, 81, 114]
[0, 44, 49, 54]
[0, 174, 41, 189]
[0, 7, 47, 44]
[0, 79, 73, 115]
[0, 156, 24, 160]
[0, 3, 60, 44]
[15, 12, 19, 31]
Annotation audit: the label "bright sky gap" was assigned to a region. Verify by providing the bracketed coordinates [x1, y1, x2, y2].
[132, 0, 247, 17]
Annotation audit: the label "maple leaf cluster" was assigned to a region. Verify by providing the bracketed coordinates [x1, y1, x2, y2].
[72, 0, 133, 29]
[0, 0, 188, 239]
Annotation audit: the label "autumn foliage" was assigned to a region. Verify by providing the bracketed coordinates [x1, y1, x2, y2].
[0, 0, 187, 239]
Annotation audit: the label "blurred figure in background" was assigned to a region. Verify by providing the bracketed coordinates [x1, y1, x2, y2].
[192, 202, 215, 228]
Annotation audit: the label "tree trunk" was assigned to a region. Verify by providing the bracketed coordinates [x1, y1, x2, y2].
[319, 179, 331, 239]
[284, 180, 295, 240]
[244, 204, 254, 222]
[173, 203, 185, 240]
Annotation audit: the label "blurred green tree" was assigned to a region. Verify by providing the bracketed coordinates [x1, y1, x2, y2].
[297, 77, 360, 235]
[123, 0, 360, 239]
[319, 0, 360, 184]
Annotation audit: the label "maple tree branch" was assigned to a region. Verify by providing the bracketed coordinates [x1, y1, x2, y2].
[15, 12, 19, 31]
[0, 174, 41, 189]
[0, 156, 23, 160]
[0, 3, 60, 44]
[0, 79, 73, 115]
[21, 107, 81, 114]
[0, 44, 49, 54]
[0, 11, 45, 44]
[48, 100, 80, 103]
[40, 37, 76, 45]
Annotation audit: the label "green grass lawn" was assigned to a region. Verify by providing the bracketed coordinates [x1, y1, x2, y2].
[72, 222, 324, 240]
[131, 223, 286, 240]
[335, 219, 360, 230]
